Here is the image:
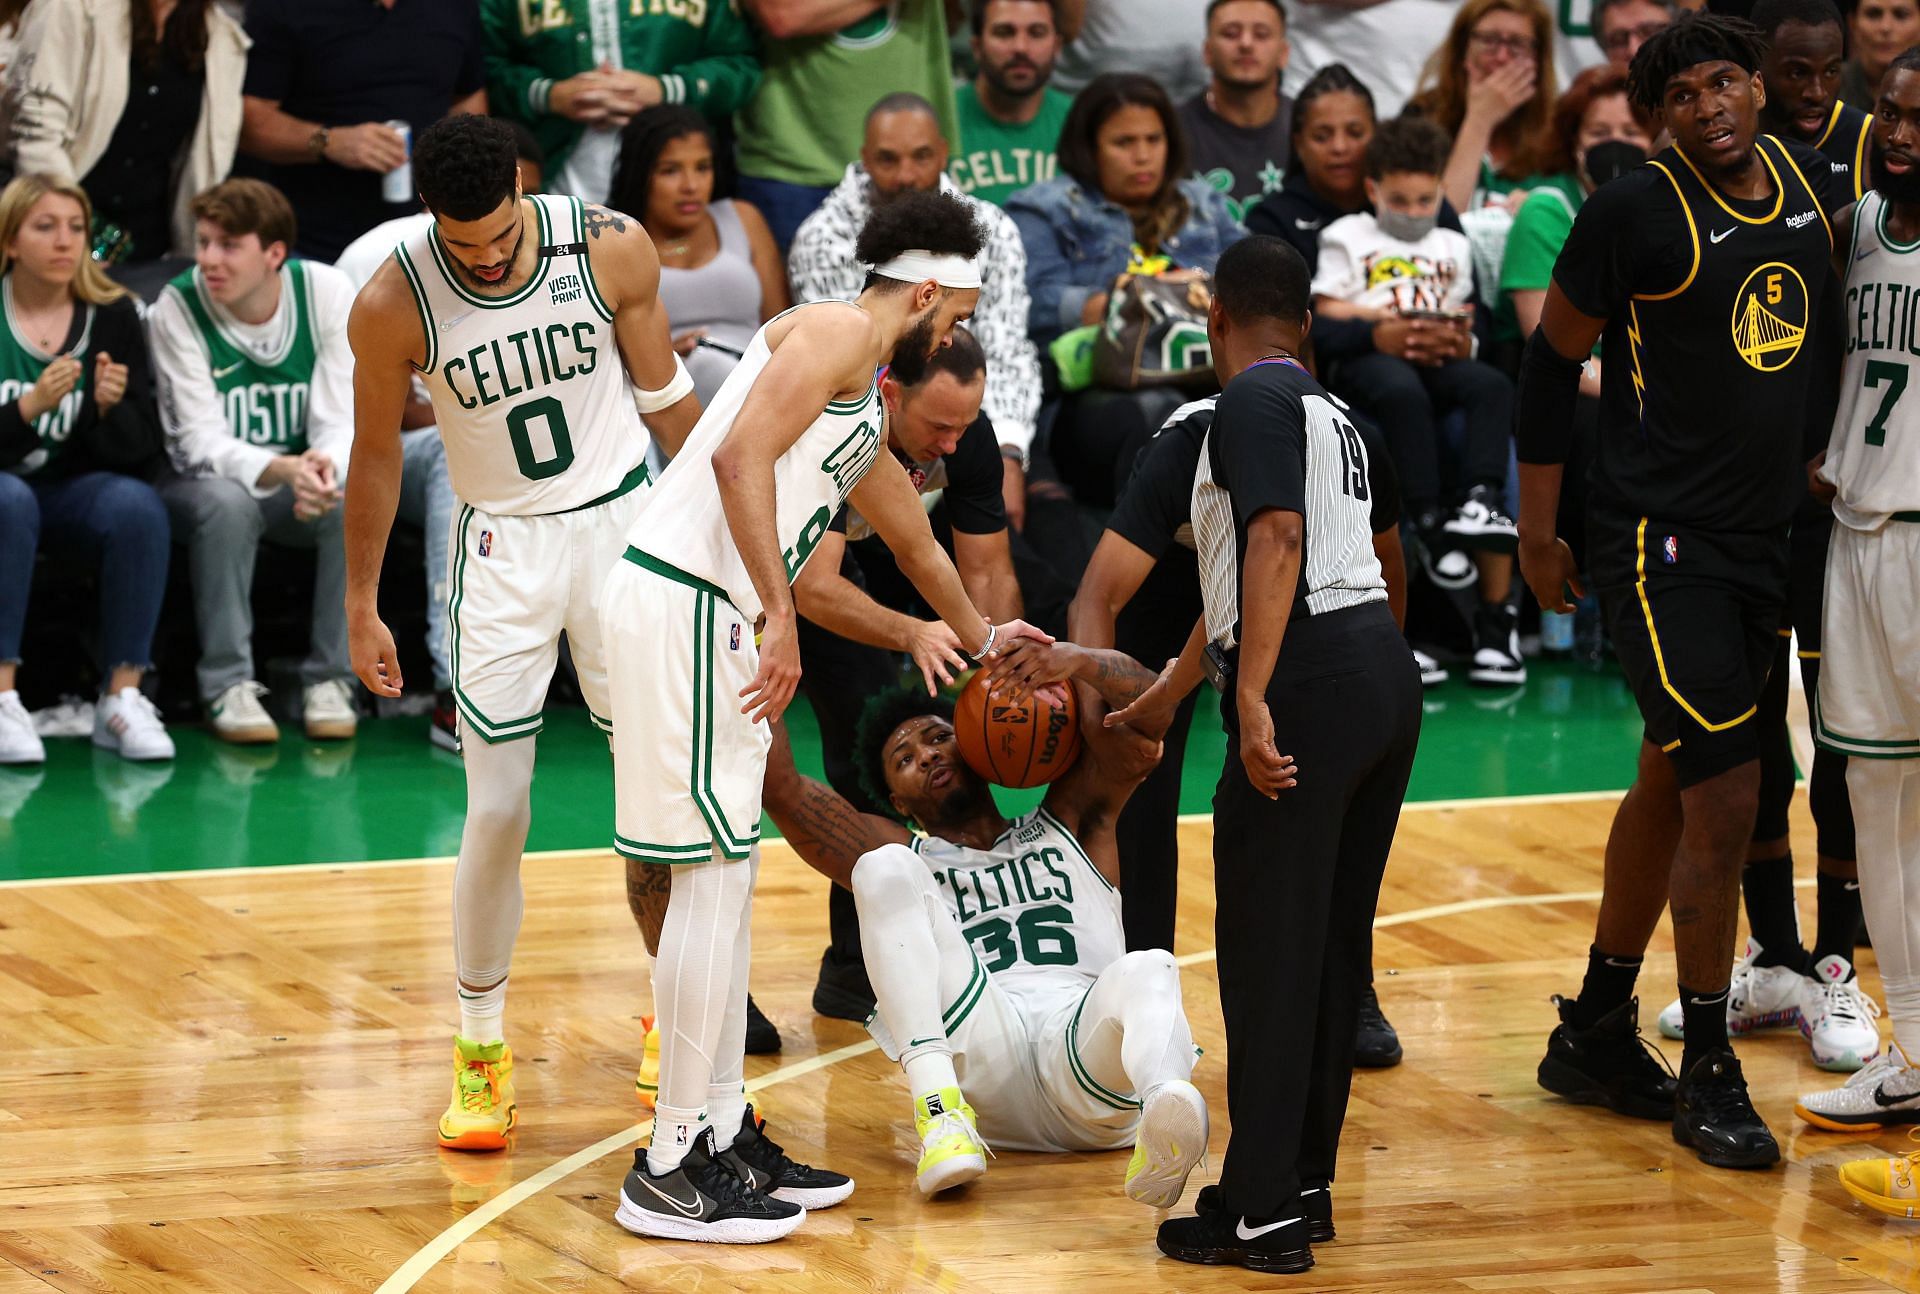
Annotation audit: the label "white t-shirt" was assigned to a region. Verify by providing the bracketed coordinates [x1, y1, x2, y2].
[1282, 0, 1454, 119]
[1310, 212, 1474, 314]
[335, 212, 434, 290]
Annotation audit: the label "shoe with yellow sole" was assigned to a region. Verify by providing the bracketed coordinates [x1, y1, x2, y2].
[438, 1036, 516, 1151]
[635, 1015, 659, 1110]
[1126, 1079, 1209, 1208]
[1840, 1132, 1920, 1219]
[914, 1087, 987, 1196]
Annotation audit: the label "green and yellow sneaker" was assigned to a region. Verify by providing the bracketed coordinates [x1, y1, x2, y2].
[914, 1087, 987, 1197]
[1125, 1079, 1208, 1208]
[438, 1036, 516, 1151]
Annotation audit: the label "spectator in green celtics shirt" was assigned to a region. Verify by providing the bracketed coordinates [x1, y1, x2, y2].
[480, 0, 761, 205]
[151, 180, 369, 748]
[951, 0, 1073, 208]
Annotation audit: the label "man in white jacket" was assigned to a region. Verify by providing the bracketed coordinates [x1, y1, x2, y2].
[151, 179, 360, 745]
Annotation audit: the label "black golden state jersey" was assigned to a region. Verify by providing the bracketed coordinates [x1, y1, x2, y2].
[1814, 100, 1872, 202]
[1553, 135, 1843, 532]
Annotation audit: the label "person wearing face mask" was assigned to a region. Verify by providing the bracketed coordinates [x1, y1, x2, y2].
[1312, 116, 1526, 686]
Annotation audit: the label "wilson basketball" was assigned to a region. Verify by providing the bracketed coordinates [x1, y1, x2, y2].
[954, 670, 1082, 789]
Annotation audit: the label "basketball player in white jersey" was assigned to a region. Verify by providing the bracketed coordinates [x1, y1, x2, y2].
[341, 115, 700, 1151]
[760, 656, 1207, 1205]
[601, 190, 1051, 1243]
[1790, 53, 1920, 1217]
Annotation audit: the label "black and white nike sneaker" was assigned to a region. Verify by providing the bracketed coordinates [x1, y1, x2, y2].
[1442, 485, 1520, 552]
[1157, 1206, 1313, 1273]
[1469, 603, 1527, 687]
[1196, 1182, 1334, 1243]
[717, 1105, 855, 1208]
[614, 1126, 805, 1243]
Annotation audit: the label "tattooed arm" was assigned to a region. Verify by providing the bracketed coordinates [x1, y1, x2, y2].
[582, 202, 703, 457]
[763, 720, 913, 889]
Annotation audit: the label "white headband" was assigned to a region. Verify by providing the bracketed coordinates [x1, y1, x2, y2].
[869, 250, 982, 290]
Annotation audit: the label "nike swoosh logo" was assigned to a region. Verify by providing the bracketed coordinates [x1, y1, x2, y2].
[1710, 227, 1735, 244]
[906, 1037, 941, 1048]
[1235, 1215, 1301, 1240]
[1293, 218, 1320, 231]
[439, 310, 475, 332]
[638, 1172, 705, 1217]
[211, 361, 243, 379]
[1847, 880, 1862, 890]
[1874, 1083, 1916, 1108]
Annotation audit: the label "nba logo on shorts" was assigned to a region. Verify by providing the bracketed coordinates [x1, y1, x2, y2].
[729, 623, 741, 651]
[1662, 534, 1678, 565]
[478, 529, 493, 558]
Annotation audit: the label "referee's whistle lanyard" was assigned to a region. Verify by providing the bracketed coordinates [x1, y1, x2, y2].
[1245, 354, 1306, 374]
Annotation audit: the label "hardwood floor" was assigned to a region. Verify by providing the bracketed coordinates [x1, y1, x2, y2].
[3, 794, 1916, 1292]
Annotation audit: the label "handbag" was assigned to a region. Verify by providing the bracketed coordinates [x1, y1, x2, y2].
[1090, 271, 1217, 391]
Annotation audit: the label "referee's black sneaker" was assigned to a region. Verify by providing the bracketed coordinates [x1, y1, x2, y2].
[1157, 1206, 1313, 1273]
[1196, 1182, 1334, 1243]
[1673, 1048, 1780, 1169]
[1354, 983, 1403, 1068]
[613, 1127, 804, 1243]
[718, 1104, 855, 1208]
[745, 994, 781, 1054]
[812, 948, 877, 1022]
[1537, 994, 1676, 1119]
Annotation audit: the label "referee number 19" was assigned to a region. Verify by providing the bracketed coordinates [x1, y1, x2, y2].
[1864, 360, 1908, 447]
[1332, 419, 1370, 500]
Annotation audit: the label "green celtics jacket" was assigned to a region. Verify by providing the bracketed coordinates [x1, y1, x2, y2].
[481, 0, 761, 172]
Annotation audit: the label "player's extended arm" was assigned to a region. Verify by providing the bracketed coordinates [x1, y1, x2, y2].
[762, 719, 913, 889]
[846, 453, 1004, 658]
[1515, 282, 1607, 614]
[343, 268, 425, 699]
[950, 526, 1021, 623]
[793, 528, 968, 694]
[586, 204, 703, 458]
[1067, 530, 1157, 652]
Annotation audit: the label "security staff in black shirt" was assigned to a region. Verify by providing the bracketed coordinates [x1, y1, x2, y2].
[1516, 13, 1846, 1170]
[1073, 234, 1421, 1273]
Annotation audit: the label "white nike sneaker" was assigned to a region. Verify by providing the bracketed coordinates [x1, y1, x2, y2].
[1413, 649, 1448, 688]
[92, 687, 175, 761]
[1800, 954, 1883, 1072]
[1656, 937, 1803, 1039]
[302, 679, 358, 741]
[208, 681, 278, 745]
[1126, 1079, 1209, 1208]
[0, 690, 44, 765]
[1797, 1043, 1920, 1130]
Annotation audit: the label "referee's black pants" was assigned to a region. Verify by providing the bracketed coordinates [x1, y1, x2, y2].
[1215, 601, 1422, 1219]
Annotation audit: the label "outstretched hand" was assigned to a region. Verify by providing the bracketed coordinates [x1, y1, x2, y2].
[1103, 657, 1180, 734]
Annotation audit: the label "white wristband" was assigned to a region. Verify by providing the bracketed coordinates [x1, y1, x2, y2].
[633, 354, 694, 413]
[970, 621, 999, 663]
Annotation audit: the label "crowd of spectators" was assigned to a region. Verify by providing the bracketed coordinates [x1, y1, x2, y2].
[1, 0, 1908, 771]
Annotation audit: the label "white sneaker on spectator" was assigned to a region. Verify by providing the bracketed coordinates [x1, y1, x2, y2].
[1442, 485, 1520, 553]
[208, 681, 279, 745]
[1420, 545, 1479, 591]
[1800, 954, 1883, 1072]
[1657, 937, 1804, 1039]
[303, 679, 358, 741]
[0, 690, 46, 764]
[92, 687, 175, 761]
[1413, 649, 1448, 688]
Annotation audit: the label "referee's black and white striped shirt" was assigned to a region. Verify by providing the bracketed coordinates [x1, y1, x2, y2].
[1192, 357, 1387, 650]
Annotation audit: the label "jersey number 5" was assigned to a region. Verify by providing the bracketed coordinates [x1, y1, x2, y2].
[507, 395, 577, 479]
[1863, 360, 1908, 447]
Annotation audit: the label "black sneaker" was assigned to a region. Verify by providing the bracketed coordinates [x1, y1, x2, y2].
[1443, 485, 1520, 553]
[718, 1104, 855, 1208]
[1197, 1183, 1333, 1244]
[1354, 983, 1403, 1068]
[1469, 604, 1526, 687]
[812, 948, 877, 1022]
[614, 1126, 805, 1243]
[1157, 1207, 1313, 1273]
[1673, 1048, 1780, 1169]
[745, 994, 781, 1054]
[1537, 995, 1677, 1120]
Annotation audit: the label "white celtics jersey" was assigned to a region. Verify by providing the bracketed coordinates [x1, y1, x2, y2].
[393, 193, 651, 516]
[626, 304, 884, 618]
[913, 807, 1125, 1008]
[1828, 190, 1920, 530]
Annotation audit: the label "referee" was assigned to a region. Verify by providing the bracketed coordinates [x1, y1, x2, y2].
[1137, 235, 1421, 1274]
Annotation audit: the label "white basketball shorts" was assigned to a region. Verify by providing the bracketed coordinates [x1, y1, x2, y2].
[1816, 517, 1920, 759]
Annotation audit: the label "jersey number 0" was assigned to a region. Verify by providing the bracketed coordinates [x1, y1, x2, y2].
[507, 395, 577, 480]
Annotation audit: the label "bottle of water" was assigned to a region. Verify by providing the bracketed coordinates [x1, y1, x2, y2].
[1574, 591, 1607, 670]
[1540, 608, 1574, 659]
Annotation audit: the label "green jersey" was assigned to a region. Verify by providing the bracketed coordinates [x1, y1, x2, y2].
[949, 84, 1071, 207]
[0, 273, 91, 472]
[165, 261, 319, 455]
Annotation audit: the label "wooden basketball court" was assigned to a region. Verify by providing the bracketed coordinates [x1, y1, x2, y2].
[4, 791, 1918, 1292]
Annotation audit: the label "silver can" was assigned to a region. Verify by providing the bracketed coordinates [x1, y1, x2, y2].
[382, 120, 414, 205]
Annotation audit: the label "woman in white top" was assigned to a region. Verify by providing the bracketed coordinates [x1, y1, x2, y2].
[609, 106, 788, 406]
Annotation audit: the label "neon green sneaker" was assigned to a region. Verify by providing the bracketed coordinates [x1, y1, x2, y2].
[634, 1015, 659, 1110]
[438, 1036, 516, 1151]
[914, 1087, 987, 1197]
[1125, 1079, 1208, 1208]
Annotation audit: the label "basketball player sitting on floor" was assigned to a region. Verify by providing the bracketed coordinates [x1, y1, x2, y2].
[762, 650, 1217, 1205]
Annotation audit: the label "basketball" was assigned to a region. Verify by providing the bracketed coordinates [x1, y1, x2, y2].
[953, 669, 1082, 789]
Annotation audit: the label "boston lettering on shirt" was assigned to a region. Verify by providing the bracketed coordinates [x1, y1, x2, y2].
[950, 83, 1071, 207]
[165, 261, 320, 454]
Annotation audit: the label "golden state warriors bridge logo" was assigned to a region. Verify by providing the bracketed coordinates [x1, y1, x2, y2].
[1731, 262, 1809, 372]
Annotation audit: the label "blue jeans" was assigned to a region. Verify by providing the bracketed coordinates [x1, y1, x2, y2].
[735, 174, 834, 256]
[0, 470, 171, 679]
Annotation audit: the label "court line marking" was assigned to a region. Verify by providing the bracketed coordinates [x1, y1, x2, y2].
[0, 788, 1636, 891]
[376, 866, 1696, 1293]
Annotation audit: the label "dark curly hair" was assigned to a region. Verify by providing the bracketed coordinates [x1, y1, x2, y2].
[1626, 11, 1767, 115]
[853, 688, 958, 817]
[1366, 115, 1452, 179]
[855, 190, 988, 291]
[415, 115, 521, 222]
